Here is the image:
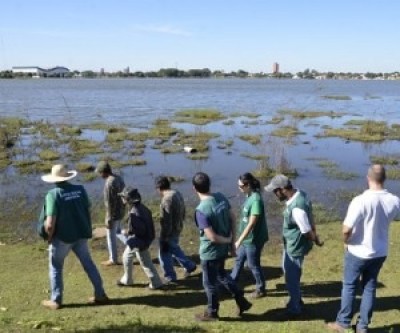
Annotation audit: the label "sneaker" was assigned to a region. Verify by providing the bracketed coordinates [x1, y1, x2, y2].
[164, 277, 177, 285]
[116, 280, 133, 287]
[184, 265, 197, 278]
[236, 298, 252, 316]
[195, 311, 219, 322]
[326, 322, 347, 332]
[101, 260, 121, 266]
[41, 299, 61, 310]
[148, 284, 166, 291]
[88, 295, 110, 305]
[250, 290, 266, 298]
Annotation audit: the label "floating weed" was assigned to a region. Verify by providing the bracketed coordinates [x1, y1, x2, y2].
[321, 95, 352, 100]
[186, 153, 209, 160]
[38, 149, 60, 161]
[174, 108, 226, 125]
[271, 125, 304, 138]
[160, 146, 182, 154]
[237, 134, 262, 145]
[107, 126, 128, 134]
[130, 148, 145, 156]
[265, 116, 284, 124]
[278, 108, 344, 119]
[241, 152, 269, 160]
[60, 126, 82, 136]
[386, 169, 400, 180]
[123, 159, 147, 166]
[165, 175, 185, 183]
[230, 112, 261, 118]
[316, 159, 358, 180]
[241, 120, 259, 126]
[75, 162, 95, 173]
[222, 119, 235, 126]
[370, 155, 398, 165]
[81, 173, 97, 182]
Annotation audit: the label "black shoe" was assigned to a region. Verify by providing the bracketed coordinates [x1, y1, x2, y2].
[236, 298, 252, 316]
[195, 311, 219, 322]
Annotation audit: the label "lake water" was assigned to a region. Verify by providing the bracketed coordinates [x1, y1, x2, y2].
[1, 78, 400, 225]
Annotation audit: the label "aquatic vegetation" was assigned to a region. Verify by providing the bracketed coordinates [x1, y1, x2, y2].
[75, 162, 95, 173]
[173, 130, 219, 152]
[107, 126, 128, 134]
[39, 149, 60, 161]
[130, 148, 145, 156]
[60, 126, 82, 136]
[230, 112, 261, 118]
[240, 152, 269, 160]
[186, 153, 209, 160]
[312, 203, 340, 224]
[277, 108, 343, 119]
[386, 169, 400, 180]
[165, 175, 185, 183]
[160, 146, 182, 154]
[222, 119, 235, 126]
[321, 95, 352, 100]
[174, 108, 226, 125]
[237, 134, 262, 145]
[369, 155, 398, 165]
[316, 159, 358, 180]
[81, 173, 97, 182]
[217, 139, 234, 147]
[271, 125, 304, 138]
[265, 116, 284, 124]
[0, 117, 27, 149]
[148, 124, 181, 139]
[69, 139, 103, 156]
[241, 120, 259, 126]
[123, 159, 147, 166]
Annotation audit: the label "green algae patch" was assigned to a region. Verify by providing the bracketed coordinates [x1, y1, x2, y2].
[271, 125, 304, 138]
[237, 134, 262, 145]
[278, 109, 344, 119]
[174, 108, 226, 125]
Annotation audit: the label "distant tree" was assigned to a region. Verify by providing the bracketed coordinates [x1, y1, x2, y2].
[237, 69, 248, 78]
[81, 70, 96, 78]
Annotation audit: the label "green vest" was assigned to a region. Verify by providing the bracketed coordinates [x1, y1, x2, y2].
[283, 190, 313, 257]
[195, 193, 231, 261]
[239, 191, 269, 246]
[46, 183, 92, 243]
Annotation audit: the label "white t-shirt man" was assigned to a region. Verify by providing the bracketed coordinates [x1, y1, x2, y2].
[344, 189, 400, 259]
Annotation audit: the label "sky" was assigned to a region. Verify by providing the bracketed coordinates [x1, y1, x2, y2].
[0, 0, 399, 73]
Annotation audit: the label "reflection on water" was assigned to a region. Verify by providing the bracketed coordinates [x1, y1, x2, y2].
[1, 78, 400, 224]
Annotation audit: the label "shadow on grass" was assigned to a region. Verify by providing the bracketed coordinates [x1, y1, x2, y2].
[63, 290, 206, 309]
[369, 324, 400, 333]
[234, 266, 283, 291]
[80, 320, 207, 333]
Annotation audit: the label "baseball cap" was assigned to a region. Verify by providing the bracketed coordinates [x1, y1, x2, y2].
[95, 161, 111, 173]
[264, 174, 291, 192]
[118, 186, 141, 204]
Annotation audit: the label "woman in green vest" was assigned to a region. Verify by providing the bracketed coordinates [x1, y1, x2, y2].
[230, 172, 268, 298]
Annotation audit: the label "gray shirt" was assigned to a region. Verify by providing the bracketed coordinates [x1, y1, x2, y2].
[160, 189, 185, 240]
[103, 174, 125, 225]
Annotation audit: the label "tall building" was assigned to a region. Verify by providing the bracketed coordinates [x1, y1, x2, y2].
[272, 62, 280, 74]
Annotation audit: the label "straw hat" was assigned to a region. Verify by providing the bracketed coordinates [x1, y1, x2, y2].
[41, 164, 78, 183]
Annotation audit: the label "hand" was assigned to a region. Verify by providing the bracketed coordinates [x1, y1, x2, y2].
[160, 240, 169, 253]
[230, 243, 237, 257]
[121, 229, 128, 236]
[314, 235, 324, 247]
[234, 240, 241, 250]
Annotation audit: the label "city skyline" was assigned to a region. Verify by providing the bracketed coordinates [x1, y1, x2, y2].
[0, 1, 399, 73]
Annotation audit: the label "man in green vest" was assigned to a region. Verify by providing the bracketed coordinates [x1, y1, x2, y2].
[41, 164, 109, 310]
[265, 174, 321, 319]
[192, 172, 252, 321]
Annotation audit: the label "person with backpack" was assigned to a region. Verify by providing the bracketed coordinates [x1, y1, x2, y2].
[116, 187, 164, 290]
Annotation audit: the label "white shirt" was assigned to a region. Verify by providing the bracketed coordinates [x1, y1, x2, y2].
[286, 190, 312, 234]
[344, 189, 400, 259]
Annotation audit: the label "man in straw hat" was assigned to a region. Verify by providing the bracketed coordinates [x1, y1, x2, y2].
[41, 164, 109, 310]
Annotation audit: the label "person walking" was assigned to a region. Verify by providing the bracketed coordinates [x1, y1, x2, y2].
[230, 172, 268, 298]
[155, 176, 196, 283]
[192, 172, 252, 321]
[265, 174, 321, 318]
[41, 164, 109, 310]
[116, 187, 164, 290]
[327, 165, 400, 333]
[96, 161, 125, 266]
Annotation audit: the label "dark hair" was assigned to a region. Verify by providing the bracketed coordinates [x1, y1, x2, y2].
[155, 175, 170, 190]
[192, 172, 210, 194]
[368, 164, 386, 184]
[239, 172, 261, 191]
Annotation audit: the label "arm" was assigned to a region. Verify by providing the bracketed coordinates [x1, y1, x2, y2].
[292, 208, 316, 241]
[104, 181, 112, 228]
[45, 215, 56, 242]
[235, 215, 258, 249]
[203, 227, 232, 244]
[342, 225, 353, 244]
[159, 199, 173, 241]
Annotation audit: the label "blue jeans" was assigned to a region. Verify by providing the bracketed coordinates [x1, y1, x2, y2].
[202, 258, 244, 315]
[282, 250, 304, 314]
[106, 219, 121, 263]
[336, 251, 386, 331]
[230, 244, 265, 293]
[49, 238, 106, 304]
[158, 237, 196, 281]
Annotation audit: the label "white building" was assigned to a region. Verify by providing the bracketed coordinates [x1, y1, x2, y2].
[12, 66, 70, 77]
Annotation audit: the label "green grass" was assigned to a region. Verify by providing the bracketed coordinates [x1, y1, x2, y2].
[271, 126, 304, 138]
[1, 222, 399, 332]
[370, 156, 398, 166]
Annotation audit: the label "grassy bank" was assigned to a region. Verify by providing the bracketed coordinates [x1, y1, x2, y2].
[0, 223, 399, 332]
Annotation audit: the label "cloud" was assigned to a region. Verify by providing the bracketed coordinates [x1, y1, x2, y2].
[134, 24, 191, 37]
